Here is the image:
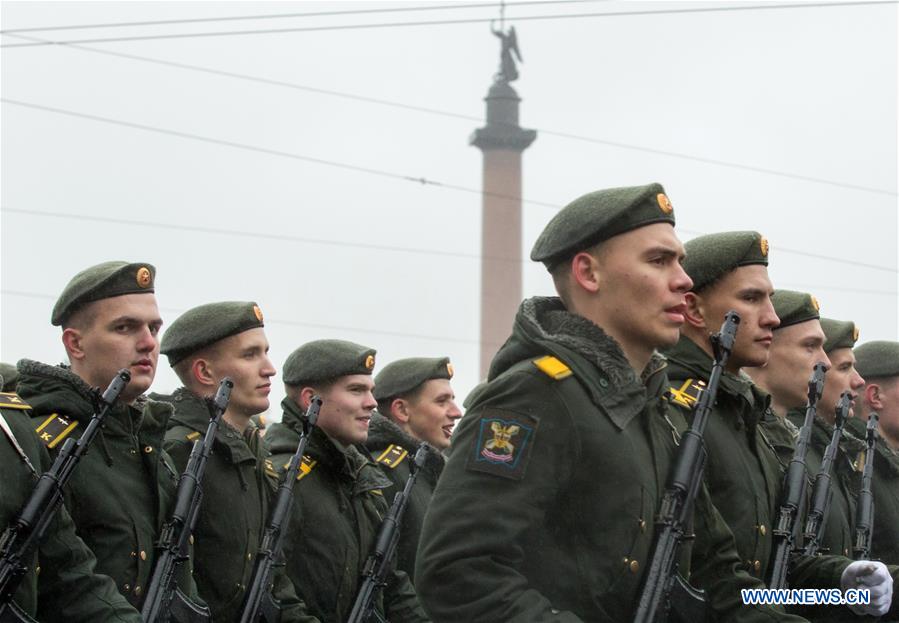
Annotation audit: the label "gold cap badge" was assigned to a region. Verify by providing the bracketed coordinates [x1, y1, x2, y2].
[253, 305, 264, 322]
[136, 267, 152, 288]
[810, 295, 820, 312]
[446, 362, 454, 378]
[364, 354, 375, 370]
[853, 325, 860, 341]
[657, 193, 673, 214]
[759, 236, 769, 257]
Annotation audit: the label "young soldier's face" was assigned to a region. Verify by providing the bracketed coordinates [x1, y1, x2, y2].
[593, 223, 692, 353]
[314, 374, 377, 445]
[820, 348, 865, 420]
[873, 378, 899, 448]
[72, 293, 162, 402]
[401, 379, 462, 450]
[204, 328, 275, 417]
[759, 320, 830, 410]
[691, 265, 779, 369]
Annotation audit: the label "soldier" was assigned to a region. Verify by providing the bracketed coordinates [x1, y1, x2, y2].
[749, 295, 866, 563]
[265, 339, 428, 623]
[14, 261, 202, 610]
[158, 301, 312, 622]
[415, 184, 807, 621]
[852, 341, 899, 565]
[368, 356, 461, 579]
[0, 362, 18, 392]
[1, 387, 142, 622]
[667, 235, 890, 618]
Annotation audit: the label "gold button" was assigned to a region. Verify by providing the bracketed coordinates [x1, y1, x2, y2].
[754, 560, 761, 572]
[124, 584, 131, 591]
[629, 560, 640, 574]
[130, 551, 137, 558]
[247, 553, 252, 561]
[140, 550, 147, 561]
[759, 525, 767, 536]
[189, 535, 194, 545]
[130, 449, 137, 455]
[134, 585, 142, 596]
[35, 566, 40, 576]
[144, 446, 153, 454]
[639, 519, 647, 532]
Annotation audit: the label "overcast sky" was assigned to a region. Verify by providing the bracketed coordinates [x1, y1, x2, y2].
[2, 0, 897, 420]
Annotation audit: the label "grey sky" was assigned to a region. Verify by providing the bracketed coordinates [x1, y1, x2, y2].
[2, 0, 897, 419]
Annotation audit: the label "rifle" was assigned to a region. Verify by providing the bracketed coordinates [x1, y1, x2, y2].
[238, 396, 322, 623]
[853, 413, 878, 561]
[767, 363, 827, 589]
[633, 311, 740, 623]
[141, 378, 233, 623]
[0, 370, 131, 623]
[801, 391, 850, 556]
[347, 442, 430, 623]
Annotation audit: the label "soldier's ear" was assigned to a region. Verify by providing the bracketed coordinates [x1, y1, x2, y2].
[866, 383, 883, 411]
[682, 292, 707, 330]
[299, 386, 317, 410]
[391, 398, 410, 423]
[61, 327, 86, 361]
[570, 251, 601, 294]
[191, 358, 217, 388]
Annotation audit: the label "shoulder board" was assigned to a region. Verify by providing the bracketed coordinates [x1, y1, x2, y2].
[532, 356, 572, 380]
[283, 455, 318, 481]
[668, 378, 707, 409]
[264, 458, 279, 478]
[34, 413, 78, 449]
[375, 443, 408, 469]
[853, 450, 866, 473]
[0, 392, 30, 410]
[185, 431, 201, 441]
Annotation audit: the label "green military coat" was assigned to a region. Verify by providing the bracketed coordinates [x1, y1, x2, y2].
[364, 412, 444, 581]
[759, 409, 800, 468]
[786, 410, 864, 560]
[16, 360, 200, 610]
[0, 393, 141, 622]
[845, 416, 899, 565]
[162, 387, 313, 622]
[265, 398, 428, 623]
[416, 297, 804, 623]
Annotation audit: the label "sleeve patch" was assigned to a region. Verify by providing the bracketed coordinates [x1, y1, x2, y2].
[283, 455, 318, 481]
[532, 356, 572, 380]
[0, 392, 30, 410]
[668, 378, 706, 409]
[375, 444, 408, 469]
[466, 409, 538, 481]
[34, 413, 78, 449]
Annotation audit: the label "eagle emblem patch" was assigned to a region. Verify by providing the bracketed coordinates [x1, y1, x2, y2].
[466, 410, 537, 480]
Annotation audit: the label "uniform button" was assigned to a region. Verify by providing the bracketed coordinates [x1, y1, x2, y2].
[144, 446, 153, 454]
[639, 519, 647, 532]
[599, 379, 609, 388]
[844, 548, 849, 557]
[124, 584, 131, 591]
[629, 560, 640, 574]
[130, 449, 137, 455]
[759, 525, 767, 536]
[140, 550, 147, 561]
[753, 560, 761, 572]
[189, 535, 194, 545]
[134, 585, 142, 596]
[247, 553, 252, 561]
[130, 551, 137, 558]
[35, 566, 40, 576]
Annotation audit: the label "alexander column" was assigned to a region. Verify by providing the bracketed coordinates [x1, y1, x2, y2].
[470, 25, 536, 379]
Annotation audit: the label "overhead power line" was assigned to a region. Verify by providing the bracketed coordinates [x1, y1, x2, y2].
[3, 98, 896, 274]
[3, 34, 894, 197]
[2, 2, 894, 47]
[0, 0, 608, 33]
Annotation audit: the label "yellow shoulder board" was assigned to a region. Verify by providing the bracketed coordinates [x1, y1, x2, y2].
[376, 444, 408, 469]
[185, 431, 201, 441]
[532, 356, 572, 380]
[284, 455, 318, 481]
[34, 413, 78, 449]
[853, 450, 866, 473]
[264, 458, 279, 478]
[669, 379, 707, 409]
[0, 392, 30, 410]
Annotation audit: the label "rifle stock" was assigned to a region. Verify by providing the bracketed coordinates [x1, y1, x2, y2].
[141, 378, 233, 623]
[633, 311, 740, 623]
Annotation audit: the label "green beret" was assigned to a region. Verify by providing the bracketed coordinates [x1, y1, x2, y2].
[52, 261, 156, 326]
[820, 318, 859, 353]
[282, 339, 377, 386]
[0, 362, 18, 392]
[530, 183, 675, 268]
[161, 301, 265, 366]
[854, 341, 899, 379]
[373, 357, 453, 401]
[683, 231, 769, 292]
[772, 289, 820, 330]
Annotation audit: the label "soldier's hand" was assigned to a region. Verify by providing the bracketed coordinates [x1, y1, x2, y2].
[841, 560, 892, 617]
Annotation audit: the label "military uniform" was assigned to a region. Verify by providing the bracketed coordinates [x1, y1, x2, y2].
[759, 409, 800, 468]
[0, 392, 141, 622]
[416, 296, 802, 622]
[162, 388, 312, 622]
[265, 398, 428, 623]
[364, 411, 444, 581]
[16, 360, 201, 609]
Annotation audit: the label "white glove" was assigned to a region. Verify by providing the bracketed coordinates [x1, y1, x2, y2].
[841, 560, 893, 617]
